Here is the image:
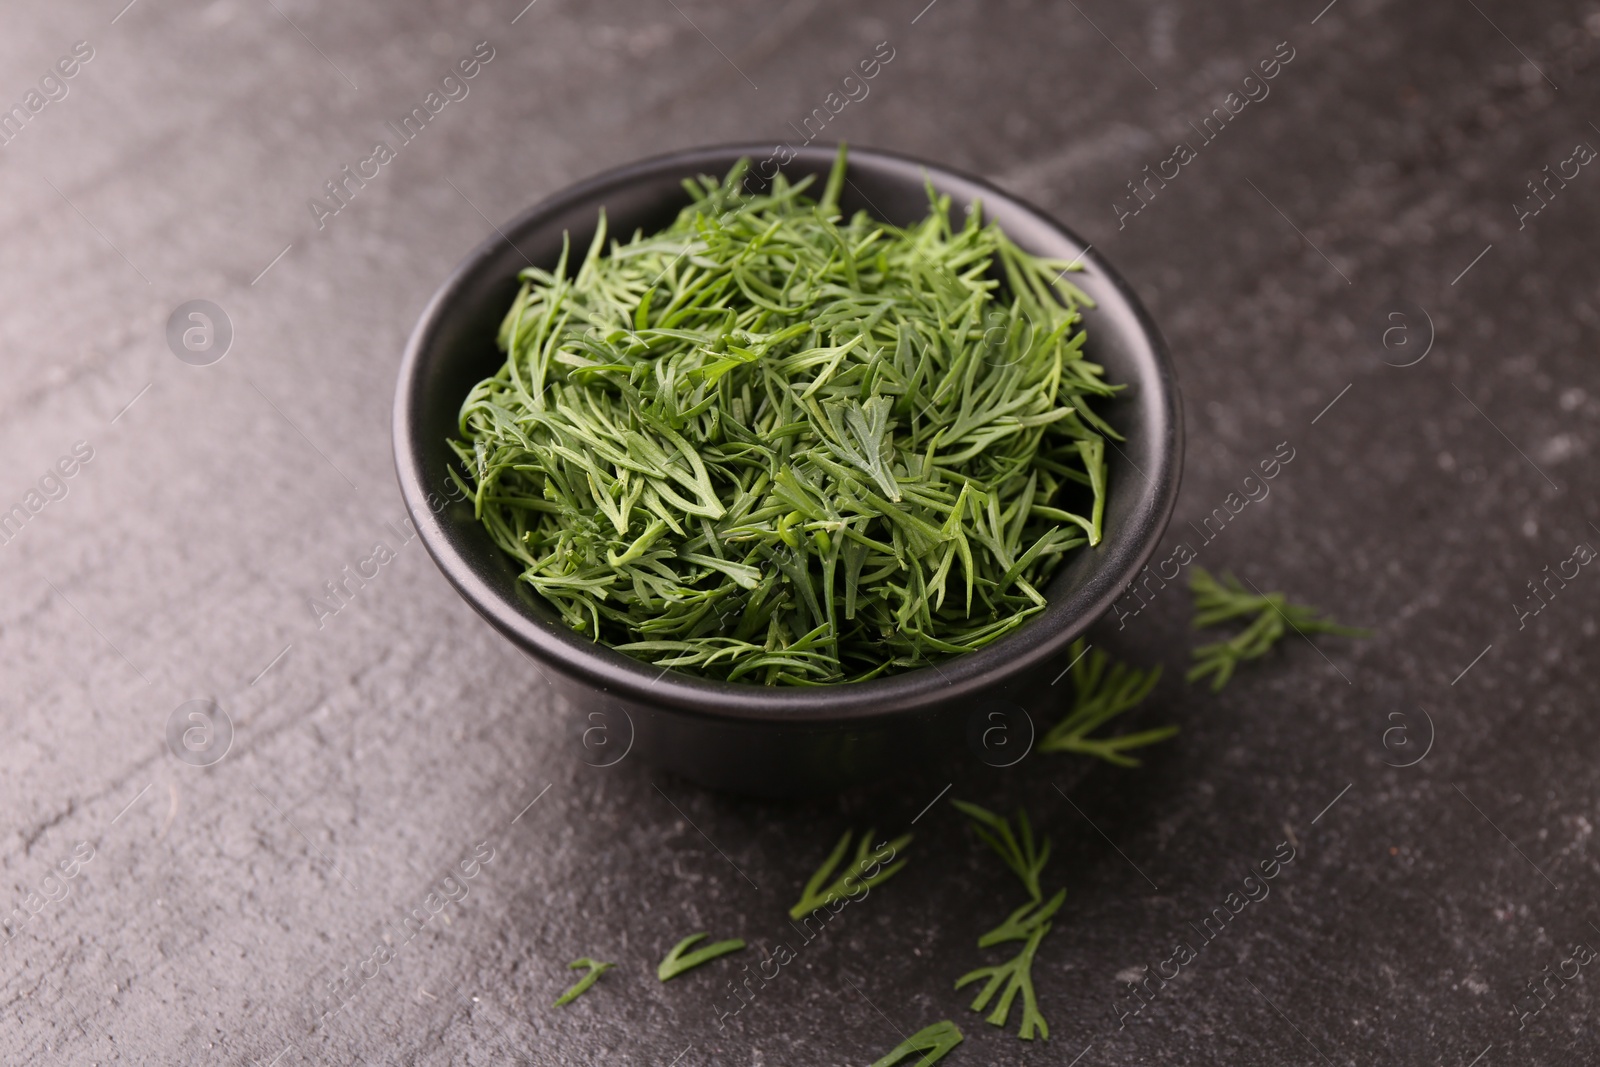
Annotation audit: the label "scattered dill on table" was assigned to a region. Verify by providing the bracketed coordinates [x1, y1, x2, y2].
[657, 932, 745, 981]
[787, 828, 911, 920]
[869, 1019, 965, 1066]
[453, 144, 1119, 684]
[1187, 568, 1370, 691]
[552, 957, 613, 1007]
[1038, 638, 1176, 765]
[950, 800, 1063, 1040]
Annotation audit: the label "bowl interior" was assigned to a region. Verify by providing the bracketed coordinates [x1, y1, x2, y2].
[394, 143, 1181, 722]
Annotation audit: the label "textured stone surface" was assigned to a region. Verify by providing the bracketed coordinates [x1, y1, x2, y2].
[2, 0, 1598, 1063]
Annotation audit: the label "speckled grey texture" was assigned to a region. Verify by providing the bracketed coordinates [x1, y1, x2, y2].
[2, 0, 1598, 1063]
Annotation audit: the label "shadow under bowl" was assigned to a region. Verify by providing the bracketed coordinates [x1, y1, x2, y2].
[393, 143, 1182, 796]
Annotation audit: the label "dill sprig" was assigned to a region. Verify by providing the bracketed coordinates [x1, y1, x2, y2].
[954, 917, 1053, 1041]
[951, 800, 1061, 1040]
[552, 957, 613, 1007]
[1187, 568, 1371, 691]
[454, 144, 1118, 684]
[1038, 638, 1176, 766]
[950, 800, 1048, 903]
[869, 1019, 965, 1067]
[976, 888, 1066, 949]
[788, 828, 911, 920]
[657, 932, 745, 981]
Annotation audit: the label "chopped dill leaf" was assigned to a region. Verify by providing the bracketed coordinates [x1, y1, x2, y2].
[869, 1019, 965, 1066]
[788, 828, 911, 920]
[1187, 568, 1370, 691]
[552, 957, 613, 1007]
[951, 800, 1062, 1040]
[657, 932, 745, 981]
[951, 800, 1049, 903]
[1038, 638, 1176, 765]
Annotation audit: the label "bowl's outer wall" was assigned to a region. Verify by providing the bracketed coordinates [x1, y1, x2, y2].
[394, 144, 1182, 795]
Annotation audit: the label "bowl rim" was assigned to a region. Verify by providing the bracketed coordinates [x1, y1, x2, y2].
[393, 141, 1182, 725]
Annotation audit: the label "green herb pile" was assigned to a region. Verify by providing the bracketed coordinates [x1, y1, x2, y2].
[453, 146, 1120, 684]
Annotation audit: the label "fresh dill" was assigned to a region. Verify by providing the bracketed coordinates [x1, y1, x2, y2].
[552, 957, 613, 1007]
[657, 932, 746, 981]
[976, 889, 1066, 949]
[951, 800, 1061, 1040]
[954, 913, 1054, 1040]
[950, 799, 1048, 903]
[1187, 568, 1370, 691]
[788, 828, 912, 920]
[1038, 638, 1176, 766]
[454, 144, 1119, 684]
[869, 1019, 965, 1067]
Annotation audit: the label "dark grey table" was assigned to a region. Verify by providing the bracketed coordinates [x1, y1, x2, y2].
[4, 1, 1598, 1063]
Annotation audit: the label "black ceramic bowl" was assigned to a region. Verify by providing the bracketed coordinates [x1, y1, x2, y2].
[394, 143, 1181, 796]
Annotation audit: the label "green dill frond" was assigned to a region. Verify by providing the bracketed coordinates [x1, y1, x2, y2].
[1187, 568, 1371, 691]
[1038, 638, 1176, 765]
